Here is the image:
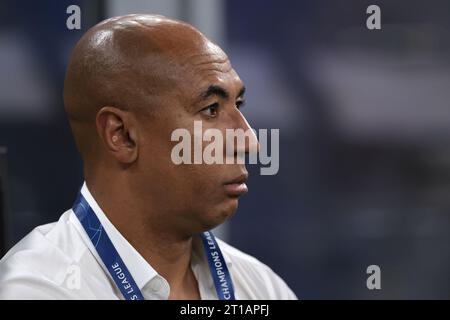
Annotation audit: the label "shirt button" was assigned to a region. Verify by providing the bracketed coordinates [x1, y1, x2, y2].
[150, 277, 163, 291]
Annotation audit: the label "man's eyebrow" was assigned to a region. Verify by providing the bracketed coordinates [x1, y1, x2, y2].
[198, 85, 246, 101]
[200, 85, 229, 100]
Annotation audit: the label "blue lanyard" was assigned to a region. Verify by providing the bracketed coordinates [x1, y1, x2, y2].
[72, 192, 235, 300]
[200, 231, 235, 300]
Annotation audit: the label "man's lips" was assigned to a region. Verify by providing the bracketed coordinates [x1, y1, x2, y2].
[223, 173, 249, 197]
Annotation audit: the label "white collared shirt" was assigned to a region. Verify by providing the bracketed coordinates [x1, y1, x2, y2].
[0, 183, 297, 300]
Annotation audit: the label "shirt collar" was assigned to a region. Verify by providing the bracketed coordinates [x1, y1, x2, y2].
[80, 182, 157, 290]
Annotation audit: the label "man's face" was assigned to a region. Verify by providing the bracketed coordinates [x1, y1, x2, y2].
[135, 42, 257, 234]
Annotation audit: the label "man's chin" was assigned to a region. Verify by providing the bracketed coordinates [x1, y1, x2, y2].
[201, 198, 239, 231]
[218, 197, 239, 219]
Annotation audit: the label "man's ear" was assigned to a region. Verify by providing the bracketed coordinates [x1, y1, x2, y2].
[96, 106, 138, 164]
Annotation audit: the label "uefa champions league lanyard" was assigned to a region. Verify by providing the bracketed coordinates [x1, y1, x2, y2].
[72, 192, 235, 300]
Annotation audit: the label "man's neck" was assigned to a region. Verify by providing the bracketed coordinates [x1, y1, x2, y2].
[125, 228, 200, 299]
[86, 178, 200, 299]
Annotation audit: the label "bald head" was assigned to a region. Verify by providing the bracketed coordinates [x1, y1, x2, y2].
[64, 14, 228, 162]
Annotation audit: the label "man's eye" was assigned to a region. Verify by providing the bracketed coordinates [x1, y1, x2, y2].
[200, 103, 219, 117]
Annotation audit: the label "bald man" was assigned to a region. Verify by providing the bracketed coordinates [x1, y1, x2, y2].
[0, 14, 296, 300]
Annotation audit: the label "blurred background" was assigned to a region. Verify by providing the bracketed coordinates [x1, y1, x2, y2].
[1, 0, 450, 299]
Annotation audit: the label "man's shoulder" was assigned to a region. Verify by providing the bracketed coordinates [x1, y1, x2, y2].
[0, 210, 91, 299]
[1, 209, 86, 264]
[216, 238, 297, 299]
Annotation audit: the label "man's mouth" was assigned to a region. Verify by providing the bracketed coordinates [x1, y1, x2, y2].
[223, 173, 249, 197]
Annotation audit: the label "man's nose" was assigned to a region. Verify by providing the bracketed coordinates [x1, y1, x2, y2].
[232, 110, 259, 156]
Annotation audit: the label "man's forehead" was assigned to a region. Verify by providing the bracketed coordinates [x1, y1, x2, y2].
[172, 41, 241, 95]
[182, 44, 236, 83]
[178, 40, 229, 66]
[202, 41, 227, 59]
[190, 69, 244, 103]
